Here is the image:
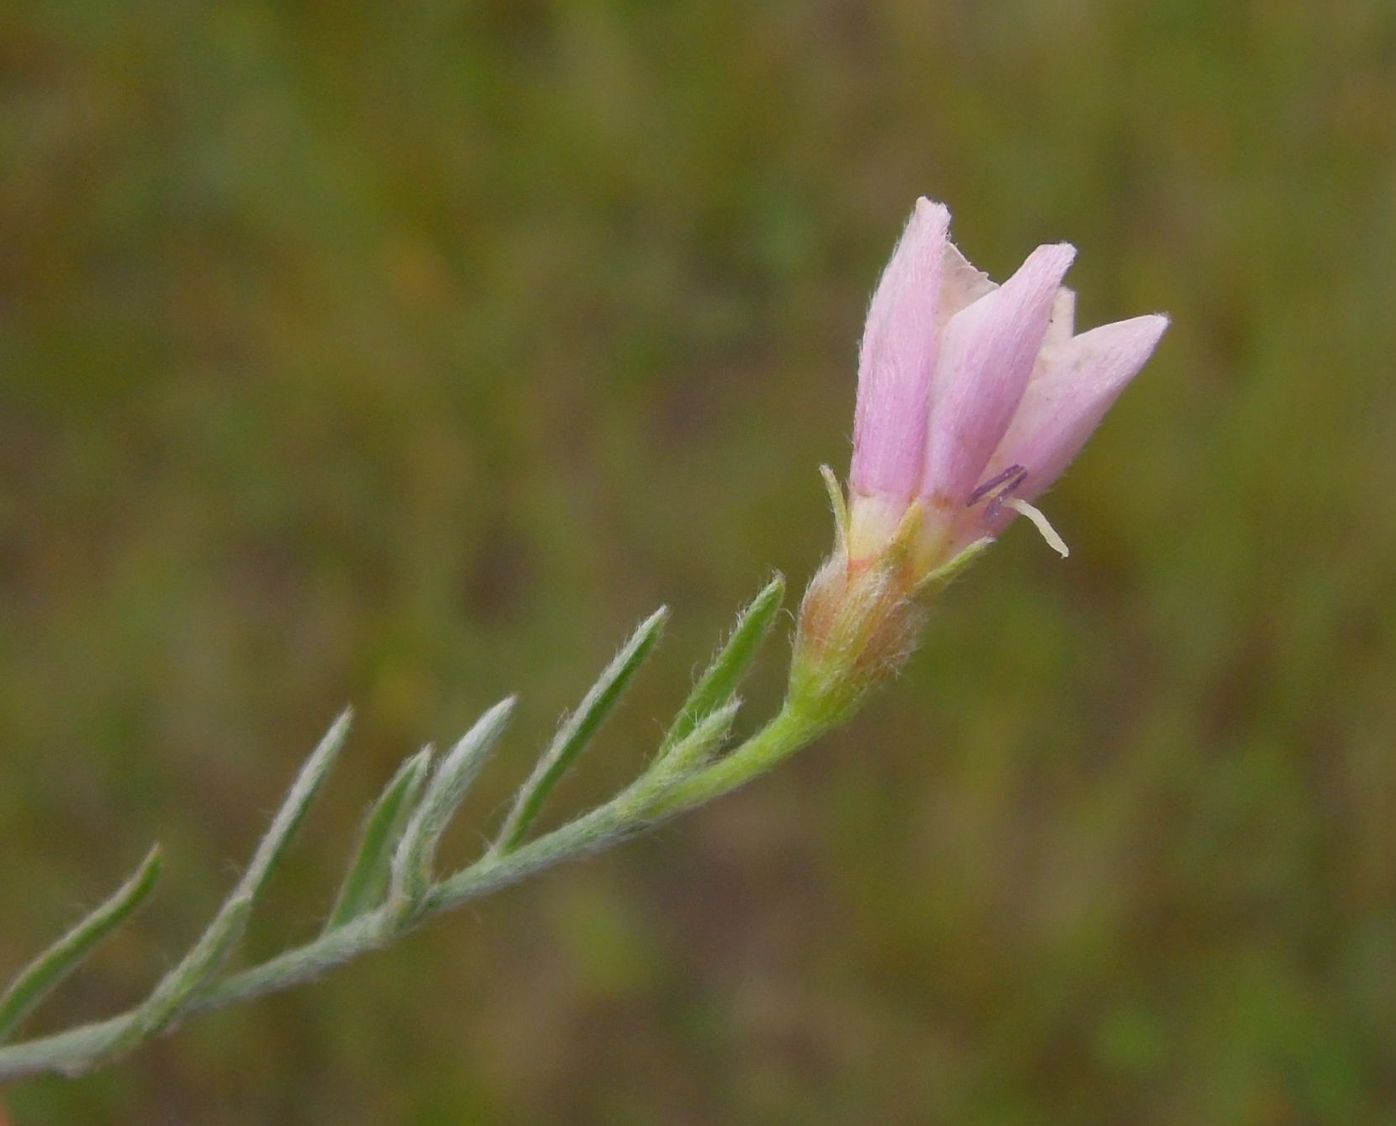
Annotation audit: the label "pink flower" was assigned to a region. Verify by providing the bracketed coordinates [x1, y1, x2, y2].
[791, 199, 1167, 718]
[847, 197, 1168, 567]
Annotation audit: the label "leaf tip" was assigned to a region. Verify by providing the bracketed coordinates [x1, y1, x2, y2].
[489, 695, 520, 724]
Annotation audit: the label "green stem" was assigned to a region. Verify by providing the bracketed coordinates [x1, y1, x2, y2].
[655, 703, 824, 813]
[0, 703, 829, 1084]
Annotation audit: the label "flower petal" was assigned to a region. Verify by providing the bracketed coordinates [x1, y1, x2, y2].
[985, 313, 1170, 527]
[851, 198, 951, 497]
[1041, 287, 1075, 352]
[920, 243, 1076, 506]
[936, 241, 996, 326]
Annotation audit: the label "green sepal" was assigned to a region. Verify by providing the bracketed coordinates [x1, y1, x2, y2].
[819, 465, 850, 552]
[914, 536, 992, 596]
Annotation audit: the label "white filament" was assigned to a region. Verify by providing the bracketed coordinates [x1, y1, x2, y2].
[1007, 498, 1070, 558]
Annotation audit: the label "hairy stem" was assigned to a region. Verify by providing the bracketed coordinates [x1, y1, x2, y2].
[0, 705, 822, 1084]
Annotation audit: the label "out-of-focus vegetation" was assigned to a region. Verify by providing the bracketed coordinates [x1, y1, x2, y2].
[2, 1, 1395, 1121]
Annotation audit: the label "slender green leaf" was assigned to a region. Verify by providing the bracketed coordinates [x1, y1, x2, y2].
[116, 707, 352, 1050]
[0, 846, 163, 1044]
[241, 708, 353, 891]
[324, 747, 434, 932]
[392, 698, 515, 917]
[124, 897, 253, 1044]
[625, 700, 742, 817]
[656, 576, 784, 760]
[493, 607, 668, 853]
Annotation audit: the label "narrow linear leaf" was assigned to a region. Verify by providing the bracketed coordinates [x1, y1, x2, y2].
[392, 698, 516, 916]
[659, 698, 742, 779]
[114, 707, 352, 1050]
[240, 708, 354, 893]
[324, 747, 434, 932]
[625, 700, 742, 817]
[0, 846, 163, 1044]
[493, 607, 669, 853]
[126, 897, 254, 1044]
[657, 575, 784, 760]
[82, 893, 256, 1070]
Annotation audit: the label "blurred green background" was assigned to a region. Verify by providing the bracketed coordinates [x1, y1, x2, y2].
[3, 1, 1395, 1121]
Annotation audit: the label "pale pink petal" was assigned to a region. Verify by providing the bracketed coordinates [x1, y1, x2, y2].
[919, 243, 1076, 506]
[983, 313, 1169, 530]
[851, 198, 951, 497]
[936, 242, 996, 326]
[1041, 287, 1075, 351]
[1029, 288, 1077, 385]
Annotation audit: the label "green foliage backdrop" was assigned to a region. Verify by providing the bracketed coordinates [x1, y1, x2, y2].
[3, 1, 1394, 1120]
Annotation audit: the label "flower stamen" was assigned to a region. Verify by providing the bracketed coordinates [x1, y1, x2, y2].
[968, 464, 1028, 522]
[1005, 498, 1070, 558]
[967, 464, 1069, 556]
[967, 464, 1027, 506]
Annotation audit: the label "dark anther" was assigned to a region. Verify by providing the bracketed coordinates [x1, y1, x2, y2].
[967, 464, 1027, 508]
